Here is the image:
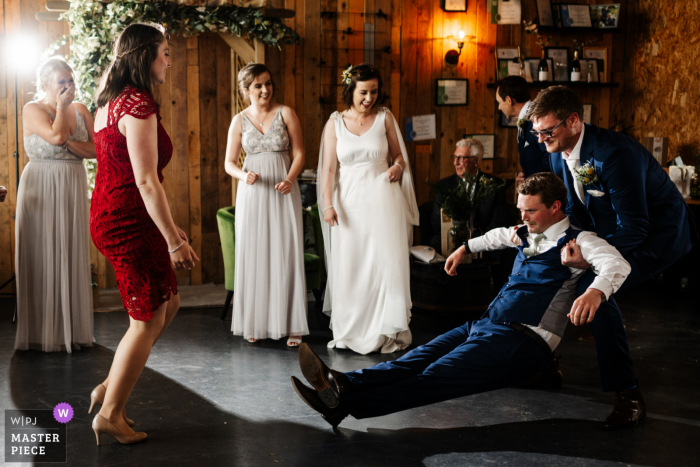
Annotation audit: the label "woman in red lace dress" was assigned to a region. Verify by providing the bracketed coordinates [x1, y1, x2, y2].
[89, 23, 198, 445]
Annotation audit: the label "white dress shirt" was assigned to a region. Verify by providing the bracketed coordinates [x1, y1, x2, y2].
[562, 125, 586, 203]
[468, 217, 631, 350]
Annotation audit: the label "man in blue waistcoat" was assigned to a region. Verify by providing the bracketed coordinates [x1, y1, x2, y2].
[526, 87, 693, 420]
[496, 76, 550, 181]
[292, 173, 643, 430]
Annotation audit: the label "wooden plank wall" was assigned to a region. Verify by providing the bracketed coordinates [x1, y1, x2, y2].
[2, 0, 636, 291]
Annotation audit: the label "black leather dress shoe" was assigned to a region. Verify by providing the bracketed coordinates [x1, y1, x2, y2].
[298, 343, 351, 408]
[604, 386, 646, 430]
[291, 376, 348, 429]
[518, 356, 563, 390]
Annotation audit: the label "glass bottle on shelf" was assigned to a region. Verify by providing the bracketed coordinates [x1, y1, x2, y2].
[538, 49, 549, 82]
[570, 50, 582, 82]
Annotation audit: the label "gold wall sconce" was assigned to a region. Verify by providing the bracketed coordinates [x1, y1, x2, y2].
[445, 31, 474, 65]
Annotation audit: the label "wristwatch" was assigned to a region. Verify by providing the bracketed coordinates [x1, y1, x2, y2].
[462, 242, 471, 254]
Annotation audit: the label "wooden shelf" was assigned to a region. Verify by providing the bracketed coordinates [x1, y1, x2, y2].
[537, 26, 621, 34]
[487, 81, 619, 89]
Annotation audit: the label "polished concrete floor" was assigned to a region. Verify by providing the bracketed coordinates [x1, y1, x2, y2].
[1, 280, 699, 467]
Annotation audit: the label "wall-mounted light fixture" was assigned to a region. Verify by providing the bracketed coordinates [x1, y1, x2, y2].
[445, 31, 469, 66]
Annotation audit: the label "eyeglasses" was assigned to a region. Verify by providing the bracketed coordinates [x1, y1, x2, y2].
[451, 155, 479, 163]
[530, 114, 571, 139]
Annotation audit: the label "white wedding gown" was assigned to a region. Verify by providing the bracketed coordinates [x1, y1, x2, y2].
[318, 108, 419, 354]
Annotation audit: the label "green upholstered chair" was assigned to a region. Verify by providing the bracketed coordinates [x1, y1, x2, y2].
[216, 204, 327, 320]
[216, 206, 236, 320]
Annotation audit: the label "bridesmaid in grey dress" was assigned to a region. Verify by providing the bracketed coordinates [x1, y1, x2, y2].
[15, 57, 95, 352]
[224, 63, 308, 346]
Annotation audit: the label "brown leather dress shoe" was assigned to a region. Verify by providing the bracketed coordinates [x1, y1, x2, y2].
[604, 386, 646, 430]
[298, 343, 351, 408]
[291, 376, 348, 429]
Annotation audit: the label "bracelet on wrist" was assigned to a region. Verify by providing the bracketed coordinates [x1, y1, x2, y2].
[462, 242, 471, 254]
[323, 205, 334, 212]
[284, 179, 292, 185]
[169, 239, 186, 254]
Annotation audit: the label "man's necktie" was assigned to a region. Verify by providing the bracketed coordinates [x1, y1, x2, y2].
[566, 158, 585, 203]
[523, 233, 546, 257]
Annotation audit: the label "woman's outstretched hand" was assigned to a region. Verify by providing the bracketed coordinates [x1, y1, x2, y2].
[323, 207, 339, 227]
[170, 241, 199, 271]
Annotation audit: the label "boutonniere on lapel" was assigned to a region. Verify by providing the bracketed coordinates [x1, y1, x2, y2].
[573, 161, 599, 186]
[517, 118, 527, 140]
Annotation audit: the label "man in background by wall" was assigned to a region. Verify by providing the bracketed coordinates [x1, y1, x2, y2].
[428, 139, 510, 254]
[0, 186, 6, 202]
[496, 76, 550, 184]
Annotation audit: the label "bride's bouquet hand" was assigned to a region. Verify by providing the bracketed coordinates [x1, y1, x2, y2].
[323, 207, 339, 227]
[386, 165, 402, 183]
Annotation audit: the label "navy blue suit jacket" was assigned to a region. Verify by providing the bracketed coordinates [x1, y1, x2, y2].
[550, 124, 693, 285]
[518, 120, 550, 177]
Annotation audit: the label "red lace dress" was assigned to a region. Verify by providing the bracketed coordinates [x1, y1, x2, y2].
[90, 86, 178, 321]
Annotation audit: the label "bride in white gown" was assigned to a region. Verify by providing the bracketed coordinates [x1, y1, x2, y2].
[318, 64, 419, 354]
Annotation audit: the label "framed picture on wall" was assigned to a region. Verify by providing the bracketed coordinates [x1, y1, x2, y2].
[547, 47, 569, 82]
[495, 47, 520, 80]
[497, 58, 523, 80]
[559, 4, 593, 27]
[583, 46, 608, 82]
[590, 4, 621, 28]
[463, 134, 495, 159]
[436, 79, 469, 106]
[535, 0, 555, 27]
[500, 111, 519, 128]
[440, 0, 468, 12]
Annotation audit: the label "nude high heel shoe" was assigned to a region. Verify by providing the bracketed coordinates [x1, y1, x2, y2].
[92, 414, 147, 446]
[88, 384, 135, 427]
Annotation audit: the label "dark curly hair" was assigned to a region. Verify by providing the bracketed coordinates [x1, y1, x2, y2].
[95, 22, 169, 108]
[340, 63, 384, 109]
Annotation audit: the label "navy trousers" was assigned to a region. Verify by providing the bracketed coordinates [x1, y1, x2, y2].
[342, 318, 548, 420]
[578, 271, 636, 392]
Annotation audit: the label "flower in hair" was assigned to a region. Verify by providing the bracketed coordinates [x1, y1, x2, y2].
[341, 65, 353, 85]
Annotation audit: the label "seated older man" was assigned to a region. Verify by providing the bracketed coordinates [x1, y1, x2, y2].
[428, 138, 510, 253]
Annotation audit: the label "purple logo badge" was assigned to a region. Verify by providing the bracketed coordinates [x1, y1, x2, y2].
[53, 403, 73, 424]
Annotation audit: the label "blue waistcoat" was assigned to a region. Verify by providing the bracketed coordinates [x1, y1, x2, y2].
[487, 225, 584, 336]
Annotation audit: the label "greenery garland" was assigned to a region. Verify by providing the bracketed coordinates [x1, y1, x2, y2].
[43, 0, 301, 195]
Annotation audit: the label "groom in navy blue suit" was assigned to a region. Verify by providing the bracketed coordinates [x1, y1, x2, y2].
[528, 86, 693, 288]
[527, 86, 694, 423]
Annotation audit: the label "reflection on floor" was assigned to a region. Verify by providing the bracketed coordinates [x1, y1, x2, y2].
[0, 282, 698, 467]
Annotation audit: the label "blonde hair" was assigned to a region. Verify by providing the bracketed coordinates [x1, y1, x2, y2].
[35, 56, 73, 101]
